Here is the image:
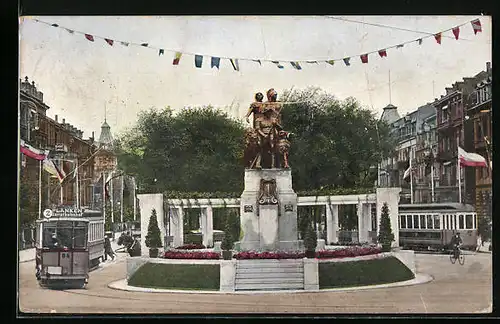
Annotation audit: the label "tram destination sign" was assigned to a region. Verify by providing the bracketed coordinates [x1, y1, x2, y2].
[49, 207, 83, 218]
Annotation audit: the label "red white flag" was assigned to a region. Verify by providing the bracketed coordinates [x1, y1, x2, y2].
[471, 19, 482, 34]
[360, 54, 368, 63]
[434, 33, 442, 44]
[20, 140, 47, 161]
[378, 49, 387, 58]
[84, 34, 94, 42]
[452, 27, 460, 40]
[105, 38, 114, 46]
[458, 146, 488, 167]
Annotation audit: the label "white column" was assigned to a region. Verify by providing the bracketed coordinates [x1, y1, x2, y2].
[326, 203, 339, 244]
[75, 160, 80, 209]
[201, 207, 208, 247]
[206, 205, 213, 247]
[132, 177, 137, 221]
[59, 159, 63, 204]
[175, 207, 184, 247]
[357, 202, 369, 243]
[120, 175, 124, 223]
[110, 174, 114, 223]
[102, 172, 106, 220]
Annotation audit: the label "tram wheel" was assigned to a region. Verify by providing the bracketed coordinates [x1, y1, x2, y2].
[458, 253, 465, 265]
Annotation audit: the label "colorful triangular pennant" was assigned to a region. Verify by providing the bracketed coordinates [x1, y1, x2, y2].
[230, 58, 240, 71]
[105, 38, 114, 46]
[434, 33, 442, 44]
[343, 58, 351, 66]
[452, 26, 460, 40]
[173, 52, 182, 65]
[51, 23, 59, 27]
[272, 61, 284, 69]
[396, 44, 404, 49]
[159, 49, 164, 56]
[417, 38, 423, 45]
[360, 54, 368, 64]
[471, 19, 482, 34]
[326, 60, 335, 66]
[378, 49, 387, 57]
[290, 62, 302, 70]
[211, 57, 220, 69]
[120, 41, 129, 47]
[84, 34, 94, 42]
[195, 55, 203, 68]
[141, 43, 149, 47]
[253, 60, 262, 65]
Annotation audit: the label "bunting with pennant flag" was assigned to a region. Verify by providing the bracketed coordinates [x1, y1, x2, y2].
[43, 158, 65, 183]
[434, 33, 442, 44]
[230, 58, 240, 71]
[20, 140, 47, 161]
[173, 52, 182, 65]
[31, 17, 485, 72]
[471, 19, 482, 34]
[211, 57, 220, 69]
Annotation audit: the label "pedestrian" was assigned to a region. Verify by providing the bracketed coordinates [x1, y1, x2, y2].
[104, 237, 115, 261]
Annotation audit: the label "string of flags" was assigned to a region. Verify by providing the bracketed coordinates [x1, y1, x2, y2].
[32, 18, 483, 71]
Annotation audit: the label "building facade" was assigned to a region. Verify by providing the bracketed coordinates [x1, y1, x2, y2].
[20, 77, 98, 216]
[465, 62, 492, 226]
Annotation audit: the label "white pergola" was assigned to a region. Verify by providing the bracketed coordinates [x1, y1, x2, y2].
[138, 188, 401, 256]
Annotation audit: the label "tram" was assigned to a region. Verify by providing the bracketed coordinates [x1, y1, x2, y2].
[35, 207, 105, 288]
[398, 203, 478, 251]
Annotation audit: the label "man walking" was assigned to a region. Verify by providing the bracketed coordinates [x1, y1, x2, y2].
[104, 236, 116, 261]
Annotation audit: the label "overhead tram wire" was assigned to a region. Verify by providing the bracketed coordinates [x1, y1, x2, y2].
[324, 16, 490, 44]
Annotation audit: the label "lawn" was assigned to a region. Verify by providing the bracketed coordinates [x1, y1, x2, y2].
[128, 263, 220, 290]
[319, 256, 415, 289]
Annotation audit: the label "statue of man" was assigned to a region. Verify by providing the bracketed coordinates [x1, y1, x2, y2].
[262, 88, 283, 127]
[254, 107, 279, 169]
[245, 92, 264, 128]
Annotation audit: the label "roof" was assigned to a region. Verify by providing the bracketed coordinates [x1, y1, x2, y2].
[98, 120, 114, 148]
[380, 104, 400, 124]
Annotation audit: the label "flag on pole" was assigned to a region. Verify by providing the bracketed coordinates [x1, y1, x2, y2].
[452, 26, 460, 40]
[458, 146, 488, 167]
[20, 140, 47, 161]
[105, 172, 113, 199]
[230, 58, 240, 71]
[434, 33, 442, 44]
[360, 54, 368, 63]
[378, 49, 387, 57]
[84, 34, 94, 42]
[43, 158, 65, 183]
[471, 19, 482, 34]
[403, 160, 414, 181]
[173, 52, 182, 65]
[105, 38, 114, 46]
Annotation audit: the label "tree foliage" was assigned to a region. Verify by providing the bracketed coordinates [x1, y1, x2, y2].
[115, 89, 393, 195]
[377, 202, 394, 251]
[19, 169, 38, 227]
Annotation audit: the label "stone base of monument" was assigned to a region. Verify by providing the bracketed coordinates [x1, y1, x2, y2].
[239, 168, 303, 252]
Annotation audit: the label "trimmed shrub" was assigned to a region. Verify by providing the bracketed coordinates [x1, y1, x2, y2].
[319, 256, 415, 289]
[377, 202, 395, 252]
[129, 263, 220, 290]
[304, 223, 317, 253]
[145, 208, 162, 249]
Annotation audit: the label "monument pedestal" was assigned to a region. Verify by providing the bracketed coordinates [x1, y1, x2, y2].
[239, 169, 303, 252]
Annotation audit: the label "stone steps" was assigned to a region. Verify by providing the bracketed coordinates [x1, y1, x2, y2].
[235, 259, 304, 291]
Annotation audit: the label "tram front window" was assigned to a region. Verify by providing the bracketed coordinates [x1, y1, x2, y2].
[42, 221, 87, 249]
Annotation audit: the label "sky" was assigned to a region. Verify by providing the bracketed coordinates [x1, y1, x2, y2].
[19, 16, 491, 139]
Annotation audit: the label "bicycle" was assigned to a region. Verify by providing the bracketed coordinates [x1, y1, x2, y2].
[449, 245, 465, 265]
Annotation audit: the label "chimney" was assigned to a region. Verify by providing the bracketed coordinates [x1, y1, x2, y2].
[55, 115, 58, 122]
[486, 62, 491, 72]
[92, 131, 94, 139]
[62, 118, 65, 124]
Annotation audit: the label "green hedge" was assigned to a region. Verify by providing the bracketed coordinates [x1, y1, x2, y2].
[128, 263, 220, 290]
[319, 256, 414, 289]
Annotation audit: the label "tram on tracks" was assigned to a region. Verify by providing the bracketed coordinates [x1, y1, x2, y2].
[35, 207, 105, 288]
[398, 203, 478, 251]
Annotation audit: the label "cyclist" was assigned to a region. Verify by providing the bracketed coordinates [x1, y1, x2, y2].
[450, 232, 463, 259]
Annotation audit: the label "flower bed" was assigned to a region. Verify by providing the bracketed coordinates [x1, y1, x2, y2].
[174, 243, 206, 250]
[234, 251, 305, 260]
[163, 251, 220, 259]
[316, 246, 381, 259]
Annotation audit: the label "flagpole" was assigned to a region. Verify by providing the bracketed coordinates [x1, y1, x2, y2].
[457, 137, 462, 204]
[59, 159, 64, 205]
[76, 159, 80, 209]
[430, 160, 435, 203]
[132, 177, 136, 221]
[38, 160, 42, 219]
[120, 175, 124, 223]
[410, 155, 414, 204]
[110, 171, 114, 224]
[102, 171, 106, 220]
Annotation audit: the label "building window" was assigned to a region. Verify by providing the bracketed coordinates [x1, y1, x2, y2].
[413, 215, 419, 229]
[433, 214, 440, 229]
[427, 215, 433, 229]
[465, 214, 473, 229]
[400, 215, 406, 229]
[407, 215, 413, 229]
[420, 215, 426, 229]
[458, 214, 464, 229]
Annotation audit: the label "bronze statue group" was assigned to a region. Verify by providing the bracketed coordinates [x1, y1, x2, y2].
[244, 88, 292, 170]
